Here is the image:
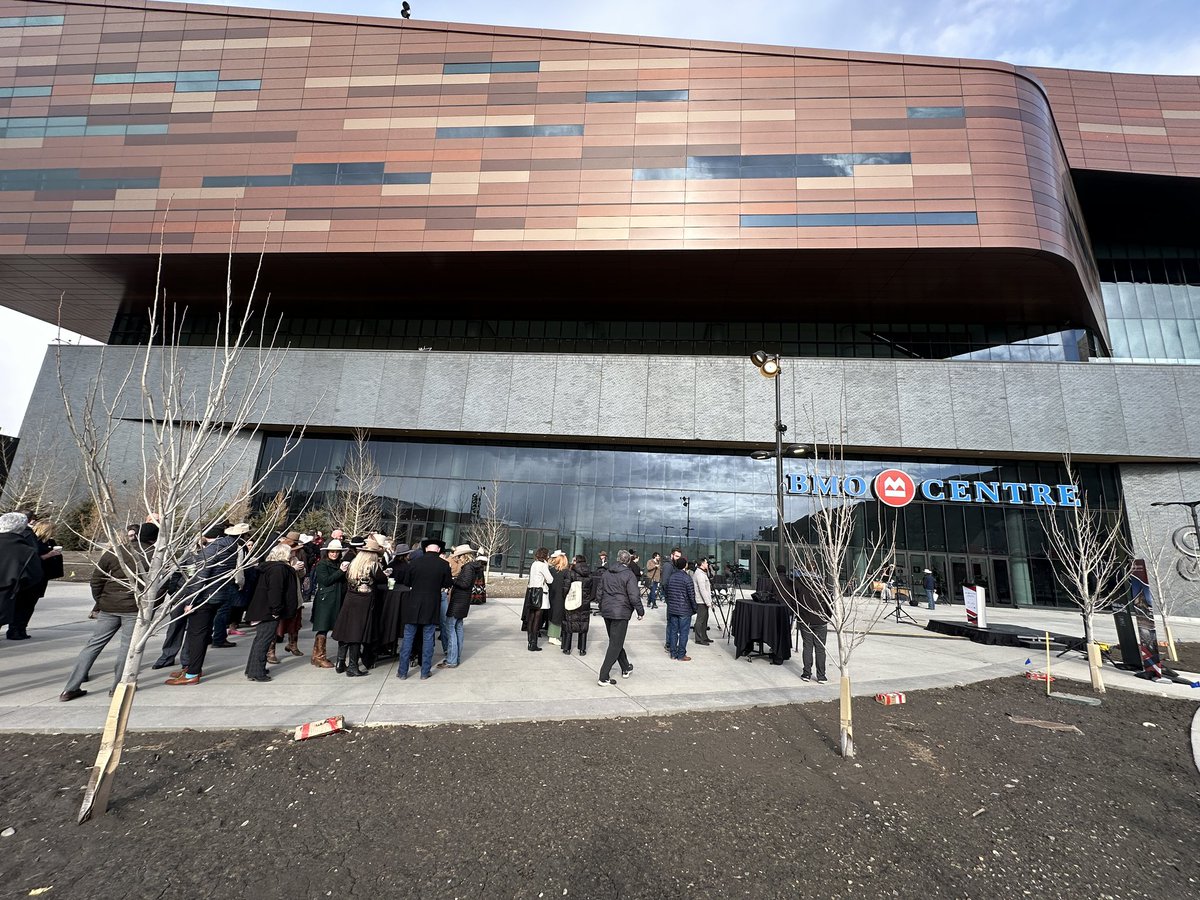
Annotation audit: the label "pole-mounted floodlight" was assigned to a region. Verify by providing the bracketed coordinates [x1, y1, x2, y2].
[401, 2, 412, 19]
[748, 350, 787, 570]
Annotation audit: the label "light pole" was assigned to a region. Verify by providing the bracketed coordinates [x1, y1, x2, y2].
[748, 351, 808, 570]
[680, 495, 691, 550]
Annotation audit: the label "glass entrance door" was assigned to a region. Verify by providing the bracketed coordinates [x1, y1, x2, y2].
[989, 558, 1013, 606]
[949, 555, 969, 605]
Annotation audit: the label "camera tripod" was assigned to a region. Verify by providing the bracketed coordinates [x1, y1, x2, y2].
[887, 590, 920, 626]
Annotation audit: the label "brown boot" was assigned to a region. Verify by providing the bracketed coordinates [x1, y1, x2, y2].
[285, 636, 303, 657]
[312, 634, 334, 668]
[266, 641, 280, 665]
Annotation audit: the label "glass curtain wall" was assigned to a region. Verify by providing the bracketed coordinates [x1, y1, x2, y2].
[256, 435, 1122, 608]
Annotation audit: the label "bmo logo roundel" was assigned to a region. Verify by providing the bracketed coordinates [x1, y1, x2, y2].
[873, 468, 916, 508]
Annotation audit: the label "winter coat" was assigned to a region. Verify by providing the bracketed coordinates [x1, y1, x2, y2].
[333, 564, 385, 643]
[310, 558, 347, 632]
[564, 566, 591, 633]
[645, 557, 662, 584]
[246, 560, 300, 622]
[665, 567, 697, 616]
[90, 541, 154, 615]
[692, 567, 713, 606]
[547, 565, 569, 626]
[196, 534, 240, 604]
[401, 551, 452, 626]
[597, 563, 643, 621]
[446, 559, 481, 620]
[527, 559, 553, 611]
[0, 532, 42, 626]
[794, 575, 832, 627]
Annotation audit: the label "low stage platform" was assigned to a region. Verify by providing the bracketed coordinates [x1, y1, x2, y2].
[925, 619, 1086, 653]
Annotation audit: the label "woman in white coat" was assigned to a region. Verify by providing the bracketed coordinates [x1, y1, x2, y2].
[523, 547, 553, 652]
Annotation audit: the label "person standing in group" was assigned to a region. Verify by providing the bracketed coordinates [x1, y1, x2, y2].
[59, 522, 158, 701]
[439, 544, 480, 670]
[596, 549, 608, 570]
[7, 513, 62, 641]
[692, 557, 714, 645]
[0, 513, 42, 635]
[398, 539, 452, 679]
[166, 522, 240, 686]
[922, 569, 937, 610]
[664, 547, 683, 650]
[244, 543, 300, 682]
[795, 572, 831, 683]
[332, 538, 386, 677]
[546, 550, 570, 646]
[562, 555, 591, 656]
[645, 552, 662, 609]
[309, 538, 347, 668]
[272, 536, 308, 661]
[665, 556, 696, 661]
[206, 524, 244, 651]
[597, 549, 644, 686]
[523, 547, 553, 652]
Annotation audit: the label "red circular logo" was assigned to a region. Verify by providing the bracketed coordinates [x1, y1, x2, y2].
[873, 469, 917, 507]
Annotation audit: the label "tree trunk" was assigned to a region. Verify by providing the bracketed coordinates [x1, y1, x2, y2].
[1081, 612, 1106, 693]
[78, 613, 151, 823]
[839, 672, 854, 758]
[1162, 617, 1179, 662]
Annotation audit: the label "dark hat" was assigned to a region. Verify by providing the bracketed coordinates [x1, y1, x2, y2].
[348, 535, 366, 548]
[393, 543, 411, 556]
[673, 556, 688, 569]
[138, 523, 160, 544]
[204, 523, 228, 540]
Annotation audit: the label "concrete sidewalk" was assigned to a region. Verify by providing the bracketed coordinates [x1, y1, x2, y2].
[1, 583, 1197, 732]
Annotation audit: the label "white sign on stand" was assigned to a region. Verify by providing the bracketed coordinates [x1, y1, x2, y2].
[963, 584, 988, 628]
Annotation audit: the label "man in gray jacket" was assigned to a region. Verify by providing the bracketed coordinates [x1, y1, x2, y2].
[596, 549, 644, 686]
[60, 523, 158, 701]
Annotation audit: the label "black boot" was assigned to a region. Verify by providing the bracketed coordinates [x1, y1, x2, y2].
[578, 632, 588, 656]
[562, 632, 572, 654]
[335, 643, 347, 674]
[346, 643, 366, 677]
[528, 612, 543, 651]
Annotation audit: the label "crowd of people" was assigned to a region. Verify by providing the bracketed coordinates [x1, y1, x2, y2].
[0, 505, 837, 699]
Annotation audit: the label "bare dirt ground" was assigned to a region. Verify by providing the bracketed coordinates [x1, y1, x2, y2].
[0, 676, 1196, 900]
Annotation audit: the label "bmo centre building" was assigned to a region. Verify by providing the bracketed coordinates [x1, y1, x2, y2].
[5, 0, 1200, 611]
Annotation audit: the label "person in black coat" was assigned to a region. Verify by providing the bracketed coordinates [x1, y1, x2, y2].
[398, 540, 452, 680]
[244, 545, 300, 682]
[0, 513, 42, 632]
[596, 549, 645, 685]
[562, 557, 591, 656]
[332, 539, 386, 677]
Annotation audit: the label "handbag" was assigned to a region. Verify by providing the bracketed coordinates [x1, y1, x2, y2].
[524, 586, 542, 607]
[565, 580, 583, 611]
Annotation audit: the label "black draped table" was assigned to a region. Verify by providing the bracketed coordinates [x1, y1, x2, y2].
[731, 598, 792, 663]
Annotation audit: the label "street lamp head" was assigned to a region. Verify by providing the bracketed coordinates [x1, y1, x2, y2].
[783, 443, 809, 457]
[749, 349, 769, 368]
[759, 357, 781, 378]
[750, 449, 773, 461]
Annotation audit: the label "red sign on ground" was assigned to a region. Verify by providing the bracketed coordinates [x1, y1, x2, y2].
[873, 468, 917, 507]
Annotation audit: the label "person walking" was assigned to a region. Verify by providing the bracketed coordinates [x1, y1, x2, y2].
[645, 552, 662, 609]
[244, 543, 300, 682]
[332, 538, 385, 677]
[665, 556, 697, 661]
[523, 547, 553, 652]
[546, 550, 570, 646]
[309, 538, 347, 668]
[796, 572, 831, 683]
[166, 522, 240, 686]
[597, 549, 644, 686]
[922, 569, 937, 610]
[59, 522, 158, 701]
[398, 539, 452, 680]
[0, 513, 43, 636]
[438, 544, 480, 670]
[692, 557, 714, 645]
[562, 555, 591, 656]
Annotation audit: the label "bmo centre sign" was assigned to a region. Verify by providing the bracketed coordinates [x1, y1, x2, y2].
[785, 468, 1081, 508]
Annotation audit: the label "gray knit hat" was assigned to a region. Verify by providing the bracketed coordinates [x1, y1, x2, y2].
[0, 512, 28, 534]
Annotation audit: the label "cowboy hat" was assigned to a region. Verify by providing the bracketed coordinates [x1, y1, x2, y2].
[393, 543, 411, 556]
[299, 533, 313, 544]
[363, 538, 386, 553]
[224, 522, 250, 536]
[549, 549, 566, 559]
[348, 535, 366, 548]
[451, 543, 474, 557]
[324, 539, 345, 552]
[280, 531, 301, 545]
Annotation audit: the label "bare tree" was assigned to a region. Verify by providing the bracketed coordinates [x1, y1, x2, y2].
[1040, 457, 1130, 693]
[773, 436, 897, 759]
[1131, 512, 1187, 662]
[0, 426, 78, 518]
[56, 237, 307, 822]
[327, 428, 382, 537]
[464, 479, 510, 578]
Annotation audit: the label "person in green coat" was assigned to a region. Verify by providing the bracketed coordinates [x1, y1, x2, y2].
[309, 539, 347, 669]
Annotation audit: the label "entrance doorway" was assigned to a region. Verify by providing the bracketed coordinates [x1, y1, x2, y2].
[735, 541, 776, 590]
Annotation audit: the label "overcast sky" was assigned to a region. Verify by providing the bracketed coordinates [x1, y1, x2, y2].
[2, 0, 1198, 435]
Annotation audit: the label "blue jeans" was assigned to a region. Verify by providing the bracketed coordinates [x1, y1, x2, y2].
[445, 617, 464, 665]
[211, 584, 239, 644]
[399, 623, 436, 678]
[649, 582, 660, 606]
[926, 588, 936, 610]
[439, 593, 450, 653]
[667, 613, 691, 659]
